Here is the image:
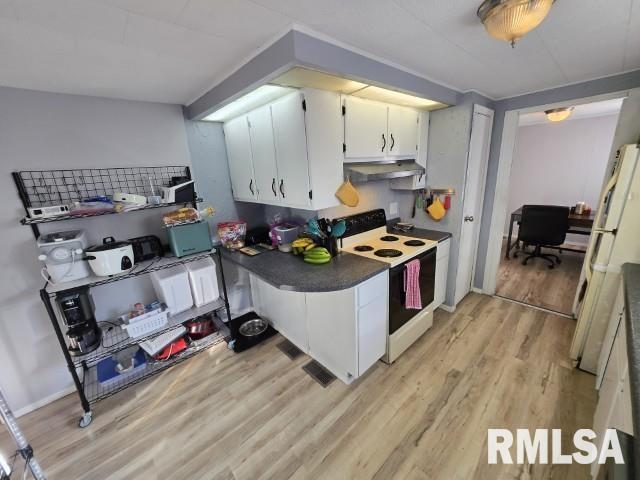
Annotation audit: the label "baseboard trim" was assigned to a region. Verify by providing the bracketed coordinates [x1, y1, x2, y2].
[13, 386, 75, 418]
[438, 304, 456, 313]
[493, 295, 574, 318]
[471, 287, 484, 294]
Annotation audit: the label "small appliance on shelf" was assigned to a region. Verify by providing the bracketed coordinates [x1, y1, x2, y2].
[37, 230, 91, 284]
[160, 179, 195, 204]
[84, 237, 135, 276]
[56, 287, 101, 356]
[167, 221, 213, 257]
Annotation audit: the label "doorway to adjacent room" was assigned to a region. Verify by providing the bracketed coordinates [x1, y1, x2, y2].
[493, 98, 623, 315]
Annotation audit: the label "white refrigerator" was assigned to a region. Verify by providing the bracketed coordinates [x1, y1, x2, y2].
[570, 143, 640, 374]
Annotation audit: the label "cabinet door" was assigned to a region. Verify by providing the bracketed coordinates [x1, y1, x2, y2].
[223, 115, 256, 201]
[247, 106, 280, 203]
[387, 105, 419, 157]
[357, 295, 387, 376]
[343, 96, 388, 159]
[307, 288, 358, 383]
[271, 93, 311, 208]
[251, 276, 308, 352]
[390, 111, 429, 190]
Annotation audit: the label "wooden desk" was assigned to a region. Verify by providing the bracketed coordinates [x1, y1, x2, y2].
[505, 207, 595, 259]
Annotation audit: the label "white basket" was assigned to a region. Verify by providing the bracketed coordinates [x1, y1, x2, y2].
[120, 308, 169, 339]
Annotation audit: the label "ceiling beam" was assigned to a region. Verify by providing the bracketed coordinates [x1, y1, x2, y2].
[185, 28, 478, 120]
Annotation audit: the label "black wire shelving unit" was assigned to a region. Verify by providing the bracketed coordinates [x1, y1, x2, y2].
[13, 166, 234, 428]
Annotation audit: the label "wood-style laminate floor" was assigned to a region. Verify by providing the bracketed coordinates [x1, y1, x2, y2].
[495, 240, 585, 315]
[1, 294, 596, 480]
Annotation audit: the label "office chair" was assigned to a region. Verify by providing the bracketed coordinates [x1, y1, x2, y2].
[514, 205, 569, 269]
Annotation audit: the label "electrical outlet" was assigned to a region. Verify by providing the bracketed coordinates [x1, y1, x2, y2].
[389, 202, 398, 216]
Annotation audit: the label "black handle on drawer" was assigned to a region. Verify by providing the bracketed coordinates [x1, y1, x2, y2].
[381, 134, 386, 152]
[272, 178, 277, 196]
[249, 179, 254, 195]
[279, 179, 285, 198]
[390, 133, 395, 151]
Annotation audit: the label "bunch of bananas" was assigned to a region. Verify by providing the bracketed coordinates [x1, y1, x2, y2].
[291, 238, 331, 264]
[302, 246, 331, 264]
[291, 237, 316, 255]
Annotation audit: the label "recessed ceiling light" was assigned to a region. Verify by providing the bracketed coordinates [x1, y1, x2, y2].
[545, 107, 574, 122]
[477, 0, 555, 48]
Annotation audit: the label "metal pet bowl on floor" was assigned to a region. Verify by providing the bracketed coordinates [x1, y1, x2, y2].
[238, 318, 269, 337]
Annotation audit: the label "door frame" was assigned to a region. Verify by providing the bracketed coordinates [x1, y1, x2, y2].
[481, 91, 630, 296]
[454, 104, 494, 305]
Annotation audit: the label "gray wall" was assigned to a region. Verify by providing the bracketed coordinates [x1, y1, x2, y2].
[0, 86, 193, 413]
[420, 104, 473, 306]
[506, 114, 618, 244]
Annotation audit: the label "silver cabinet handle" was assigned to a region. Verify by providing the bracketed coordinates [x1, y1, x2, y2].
[464, 216, 474, 222]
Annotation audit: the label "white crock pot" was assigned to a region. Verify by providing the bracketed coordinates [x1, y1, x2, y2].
[85, 237, 135, 276]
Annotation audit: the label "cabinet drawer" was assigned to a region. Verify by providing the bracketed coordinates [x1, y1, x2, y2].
[357, 271, 388, 308]
[436, 239, 450, 260]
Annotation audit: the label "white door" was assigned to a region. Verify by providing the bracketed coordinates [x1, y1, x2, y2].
[271, 93, 311, 208]
[223, 115, 256, 201]
[343, 96, 388, 159]
[247, 105, 279, 203]
[387, 105, 419, 157]
[454, 105, 494, 305]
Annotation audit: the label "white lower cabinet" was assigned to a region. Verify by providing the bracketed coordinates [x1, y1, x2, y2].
[249, 271, 389, 384]
[591, 281, 633, 478]
[434, 238, 450, 309]
[249, 274, 308, 352]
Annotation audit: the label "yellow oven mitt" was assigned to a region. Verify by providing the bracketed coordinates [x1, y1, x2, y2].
[427, 196, 446, 221]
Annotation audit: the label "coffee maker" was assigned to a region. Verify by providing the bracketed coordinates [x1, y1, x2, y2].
[56, 287, 101, 356]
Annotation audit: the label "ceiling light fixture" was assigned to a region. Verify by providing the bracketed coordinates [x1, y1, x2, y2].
[545, 107, 573, 122]
[477, 0, 555, 48]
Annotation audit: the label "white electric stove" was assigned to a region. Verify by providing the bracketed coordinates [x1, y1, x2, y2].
[341, 226, 438, 267]
[338, 210, 438, 363]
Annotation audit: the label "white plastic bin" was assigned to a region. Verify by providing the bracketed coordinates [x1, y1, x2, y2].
[120, 306, 169, 338]
[185, 258, 220, 307]
[150, 265, 193, 315]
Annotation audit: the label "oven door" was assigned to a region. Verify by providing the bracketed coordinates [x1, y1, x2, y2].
[388, 247, 436, 335]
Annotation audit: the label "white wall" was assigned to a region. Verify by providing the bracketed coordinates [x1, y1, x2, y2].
[505, 114, 619, 244]
[0, 86, 193, 414]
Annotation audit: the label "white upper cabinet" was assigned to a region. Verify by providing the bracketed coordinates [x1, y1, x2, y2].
[387, 105, 419, 157]
[247, 105, 279, 203]
[271, 92, 311, 209]
[343, 96, 388, 159]
[223, 116, 256, 201]
[343, 96, 421, 163]
[390, 111, 429, 190]
[223, 88, 342, 210]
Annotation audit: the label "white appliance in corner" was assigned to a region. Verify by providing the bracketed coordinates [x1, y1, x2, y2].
[338, 209, 439, 363]
[570, 144, 640, 373]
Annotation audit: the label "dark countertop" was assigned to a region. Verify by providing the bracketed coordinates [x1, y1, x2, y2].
[387, 220, 452, 243]
[622, 262, 640, 463]
[221, 248, 389, 293]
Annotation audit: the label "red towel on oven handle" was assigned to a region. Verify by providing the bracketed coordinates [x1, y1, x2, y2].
[403, 259, 422, 310]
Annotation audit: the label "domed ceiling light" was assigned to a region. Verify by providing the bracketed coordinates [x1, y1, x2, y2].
[477, 0, 555, 47]
[545, 107, 573, 122]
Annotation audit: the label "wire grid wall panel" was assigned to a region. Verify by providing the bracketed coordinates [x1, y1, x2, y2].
[16, 166, 190, 207]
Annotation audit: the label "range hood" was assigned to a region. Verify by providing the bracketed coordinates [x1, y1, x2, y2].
[344, 159, 425, 183]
